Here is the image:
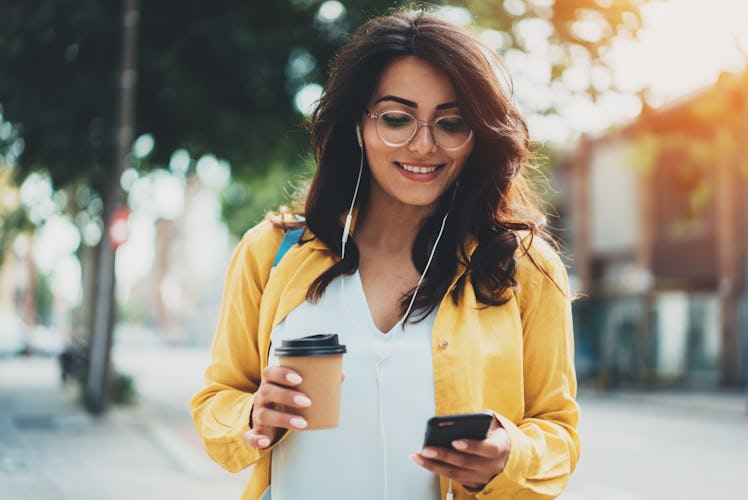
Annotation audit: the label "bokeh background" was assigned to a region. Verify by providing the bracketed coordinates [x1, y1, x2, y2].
[1, 1, 747, 499]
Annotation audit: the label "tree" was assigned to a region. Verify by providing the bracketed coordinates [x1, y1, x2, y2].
[0, 0, 645, 412]
[2, 0, 646, 221]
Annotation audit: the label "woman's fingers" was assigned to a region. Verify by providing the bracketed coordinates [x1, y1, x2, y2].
[450, 424, 510, 459]
[410, 426, 511, 490]
[243, 366, 312, 451]
[262, 365, 304, 387]
[254, 381, 312, 410]
[252, 404, 308, 430]
[252, 366, 310, 420]
[414, 444, 486, 471]
[244, 428, 276, 449]
[410, 452, 488, 489]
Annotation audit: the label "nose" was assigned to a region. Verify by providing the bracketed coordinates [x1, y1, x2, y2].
[408, 122, 438, 154]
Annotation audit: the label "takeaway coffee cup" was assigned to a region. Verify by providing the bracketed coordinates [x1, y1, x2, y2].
[275, 334, 347, 430]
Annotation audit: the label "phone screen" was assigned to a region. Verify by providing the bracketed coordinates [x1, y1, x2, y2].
[423, 412, 493, 448]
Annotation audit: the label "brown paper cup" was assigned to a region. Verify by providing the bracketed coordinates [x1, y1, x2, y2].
[279, 354, 343, 430]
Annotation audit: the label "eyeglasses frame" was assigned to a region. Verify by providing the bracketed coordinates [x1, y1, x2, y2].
[364, 109, 474, 151]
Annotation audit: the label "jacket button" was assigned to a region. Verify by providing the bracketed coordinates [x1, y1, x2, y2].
[439, 339, 449, 349]
[483, 488, 493, 495]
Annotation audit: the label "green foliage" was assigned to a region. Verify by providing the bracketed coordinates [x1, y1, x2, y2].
[0, 167, 33, 265]
[0, 0, 645, 238]
[222, 159, 313, 235]
[34, 270, 55, 325]
[111, 371, 137, 406]
[0, 1, 119, 189]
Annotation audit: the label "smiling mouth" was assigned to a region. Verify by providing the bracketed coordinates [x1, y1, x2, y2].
[396, 162, 444, 174]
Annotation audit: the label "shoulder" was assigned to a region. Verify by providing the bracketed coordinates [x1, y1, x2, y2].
[235, 218, 323, 268]
[513, 231, 569, 298]
[241, 219, 285, 248]
[231, 220, 286, 271]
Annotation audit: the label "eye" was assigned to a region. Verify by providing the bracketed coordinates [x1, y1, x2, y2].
[436, 116, 468, 134]
[380, 111, 414, 128]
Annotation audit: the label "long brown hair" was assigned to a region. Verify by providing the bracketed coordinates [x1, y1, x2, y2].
[298, 9, 548, 322]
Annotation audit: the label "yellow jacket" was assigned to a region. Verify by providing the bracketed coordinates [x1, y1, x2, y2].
[191, 220, 580, 499]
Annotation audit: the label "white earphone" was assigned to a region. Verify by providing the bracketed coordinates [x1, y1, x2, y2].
[342, 124, 364, 260]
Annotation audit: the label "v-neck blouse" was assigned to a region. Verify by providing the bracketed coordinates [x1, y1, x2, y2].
[267, 271, 441, 499]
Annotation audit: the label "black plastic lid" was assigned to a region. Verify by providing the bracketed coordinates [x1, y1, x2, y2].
[275, 334, 347, 357]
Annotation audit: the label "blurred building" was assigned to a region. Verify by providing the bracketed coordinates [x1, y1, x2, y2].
[568, 70, 748, 389]
[118, 175, 233, 347]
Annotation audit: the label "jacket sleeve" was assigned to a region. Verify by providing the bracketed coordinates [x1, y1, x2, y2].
[477, 241, 581, 499]
[189, 222, 281, 473]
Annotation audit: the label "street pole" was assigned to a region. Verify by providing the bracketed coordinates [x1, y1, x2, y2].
[85, 0, 139, 414]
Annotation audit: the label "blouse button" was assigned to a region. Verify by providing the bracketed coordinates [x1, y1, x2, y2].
[438, 339, 449, 349]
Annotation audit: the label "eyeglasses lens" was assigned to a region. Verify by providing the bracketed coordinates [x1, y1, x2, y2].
[376, 111, 471, 149]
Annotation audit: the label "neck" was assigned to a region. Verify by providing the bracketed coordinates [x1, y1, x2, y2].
[355, 195, 437, 254]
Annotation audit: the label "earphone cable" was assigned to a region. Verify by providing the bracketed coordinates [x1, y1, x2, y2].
[341, 148, 364, 261]
[399, 181, 459, 327]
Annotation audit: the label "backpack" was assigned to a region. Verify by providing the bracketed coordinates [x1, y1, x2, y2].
[271, 227, 305, 270]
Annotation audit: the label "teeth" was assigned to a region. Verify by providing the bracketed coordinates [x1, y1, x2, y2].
[399, 163, 439, 174]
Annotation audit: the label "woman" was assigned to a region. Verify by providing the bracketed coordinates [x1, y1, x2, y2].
[191, 9, 580, 500]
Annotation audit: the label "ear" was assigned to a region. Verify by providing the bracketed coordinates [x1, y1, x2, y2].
[355, 124, 363, 148]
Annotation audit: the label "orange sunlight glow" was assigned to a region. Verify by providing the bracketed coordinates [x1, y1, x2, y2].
[607, 0, 748, 106]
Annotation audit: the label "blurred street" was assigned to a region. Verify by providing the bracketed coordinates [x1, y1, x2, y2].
[0, 348, 247, 500]
[1, 2, 747, 499]
[563, 389, 748, 500]
[1, 346, 746, 500]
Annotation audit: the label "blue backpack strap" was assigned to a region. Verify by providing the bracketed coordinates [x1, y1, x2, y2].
[272, 227, 305, 268]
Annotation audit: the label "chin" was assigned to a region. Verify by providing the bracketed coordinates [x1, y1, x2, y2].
[394, 192, 446, 209]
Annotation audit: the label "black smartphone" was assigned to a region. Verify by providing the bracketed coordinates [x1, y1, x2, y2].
[423, 412, 493, 448]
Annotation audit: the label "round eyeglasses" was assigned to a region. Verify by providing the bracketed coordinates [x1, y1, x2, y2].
[364, 109, 473, 151]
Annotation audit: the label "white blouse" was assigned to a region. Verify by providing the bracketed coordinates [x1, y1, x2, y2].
[268, 271, 441, 500]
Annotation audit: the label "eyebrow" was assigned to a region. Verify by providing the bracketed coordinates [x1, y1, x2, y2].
[374, 95, 459, 110]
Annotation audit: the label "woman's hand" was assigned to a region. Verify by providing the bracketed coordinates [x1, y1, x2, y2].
[243, 366, 312, 449]
[410, 417, 511, 490]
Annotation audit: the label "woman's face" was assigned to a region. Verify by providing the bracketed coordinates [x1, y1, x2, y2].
[360, 55, 474, 212]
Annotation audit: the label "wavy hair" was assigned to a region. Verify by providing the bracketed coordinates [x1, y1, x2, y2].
[290, 9, 548, 323]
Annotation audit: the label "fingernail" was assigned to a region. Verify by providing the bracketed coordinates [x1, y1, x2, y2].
[452, 440, 467, 450]
[286, 373, 303, 384]
[258, 437, 270, 448]
[290, 417, 308, 429]
[410, 454, 424, 465]
[421, 448, 437, 458]
[293, 395, 312, 407]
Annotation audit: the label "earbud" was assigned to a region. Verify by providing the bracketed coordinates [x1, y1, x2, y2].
[355, 124, 362, 148]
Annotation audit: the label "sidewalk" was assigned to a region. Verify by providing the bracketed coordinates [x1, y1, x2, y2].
[0, 355, 246, 500]
[3, 350, 746, 500]
[564, 386, 748, 500]
[578, 386, 748, 418]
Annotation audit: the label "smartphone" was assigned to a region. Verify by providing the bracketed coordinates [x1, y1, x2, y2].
[423, 412, 493, 448]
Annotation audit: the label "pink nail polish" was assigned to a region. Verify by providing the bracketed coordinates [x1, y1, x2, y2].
[290, 417, 308, 429]
[293, 395, 312, 407]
